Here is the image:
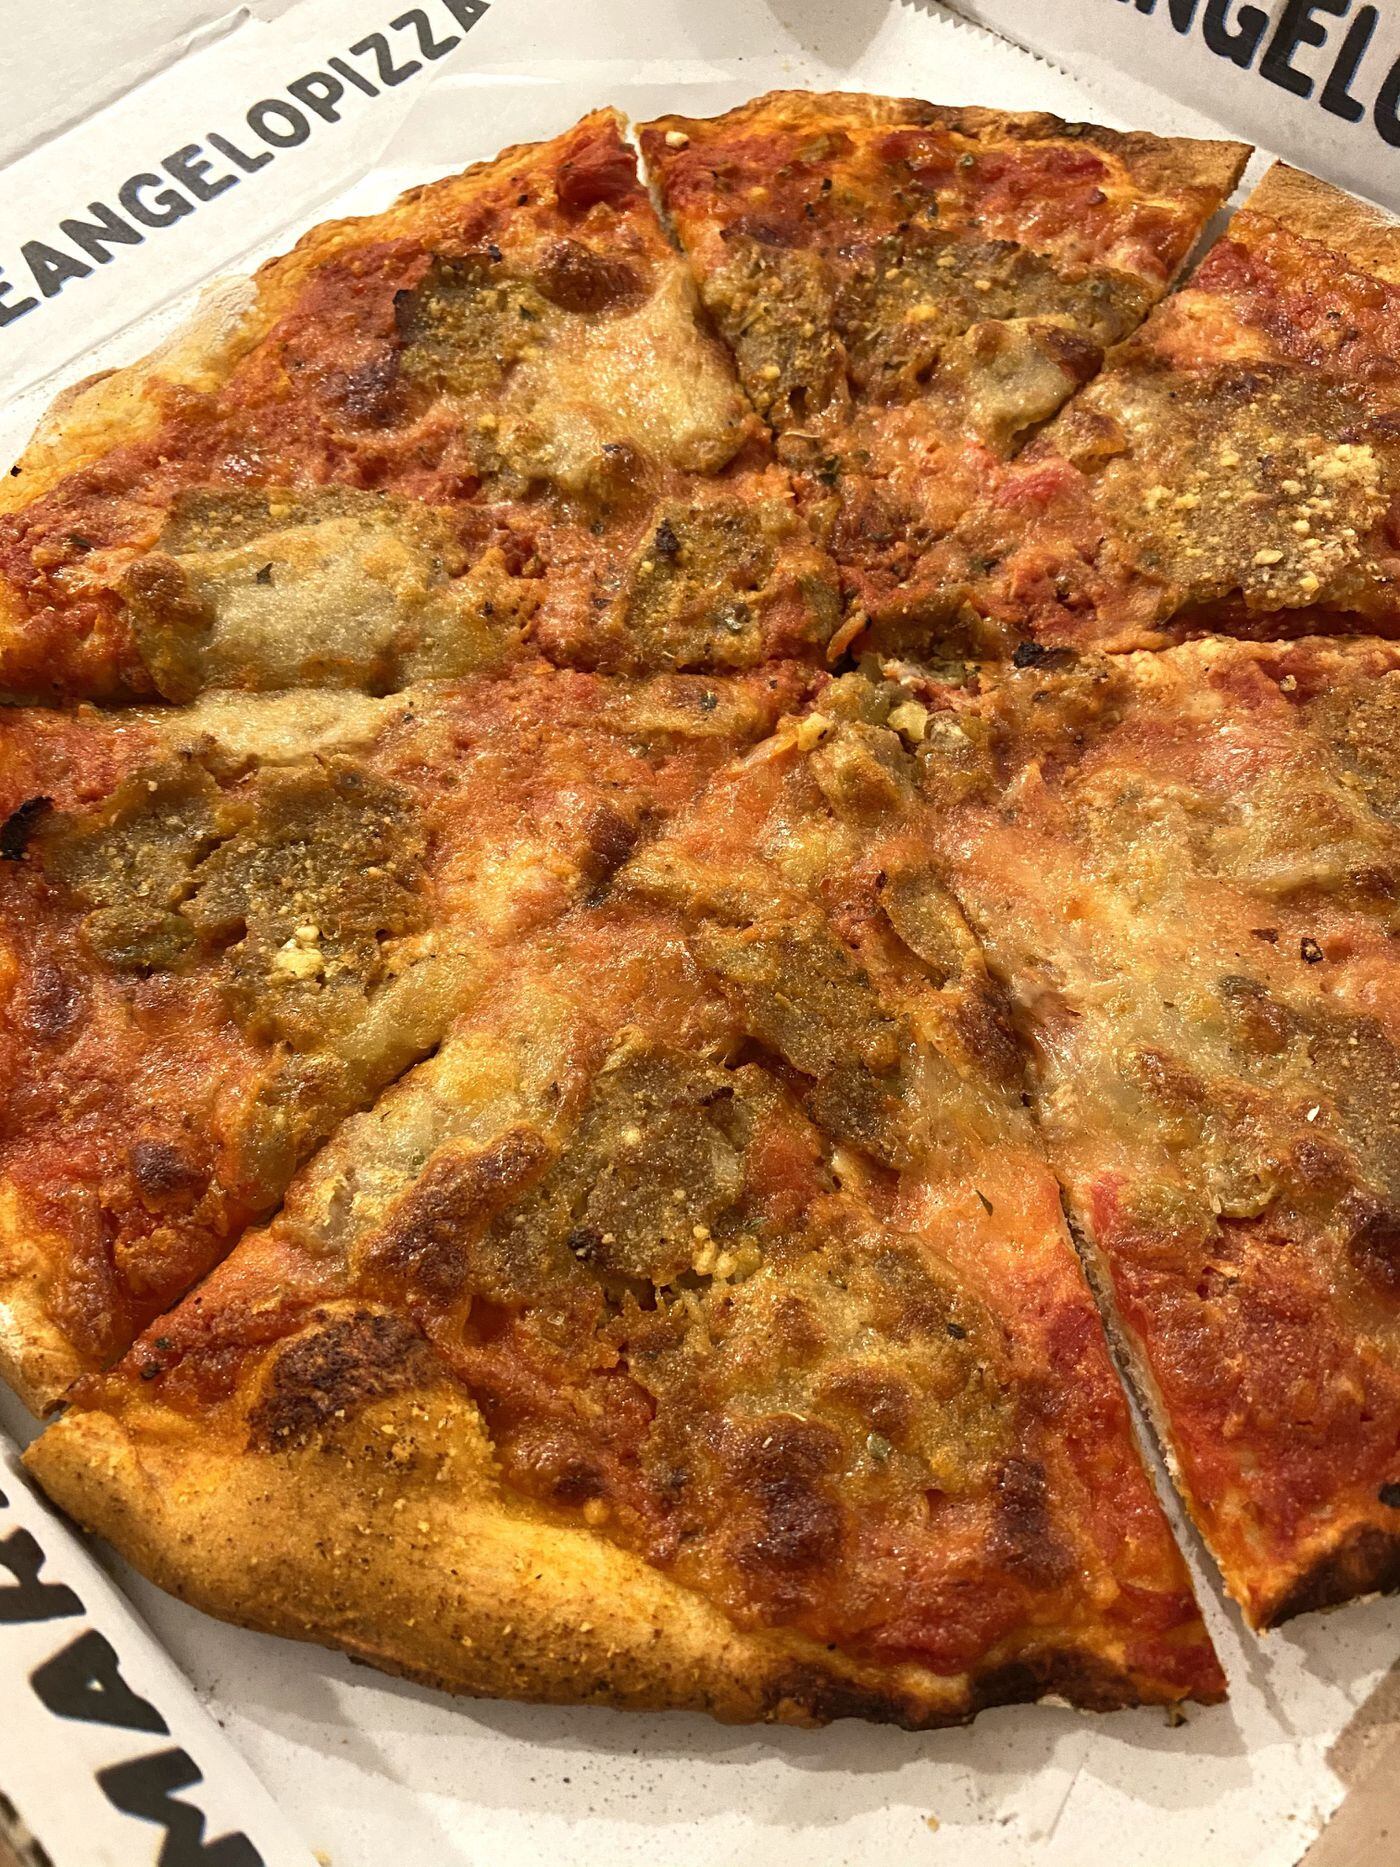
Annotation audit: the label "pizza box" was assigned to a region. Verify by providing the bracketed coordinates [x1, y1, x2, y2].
[1, 2, 1398, 1862]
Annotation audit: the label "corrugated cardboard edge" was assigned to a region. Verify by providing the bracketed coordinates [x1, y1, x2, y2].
[1298, 1664, 1400, 1864]
[913, 0, 1082, 88]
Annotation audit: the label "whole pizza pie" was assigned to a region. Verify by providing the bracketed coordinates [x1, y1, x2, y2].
[6, 90, 1400, 1729]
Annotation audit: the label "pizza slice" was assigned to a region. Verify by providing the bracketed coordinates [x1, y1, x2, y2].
[916, 166, 1400, 658]
[0, 663, 806, 1412]
[899, 636, 1400, 1624]
[0, 112, 838, 702]
[27, 682, 1224, 1724]
[639, 91, 1247, 625]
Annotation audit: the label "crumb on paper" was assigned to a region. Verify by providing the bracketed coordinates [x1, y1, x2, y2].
[925, 1814, 940, 1832]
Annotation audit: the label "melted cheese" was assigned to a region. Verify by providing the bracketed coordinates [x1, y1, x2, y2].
[127, 494, 526, 699]
[498, 268, 750, 490]
[146, 689, 400, 763]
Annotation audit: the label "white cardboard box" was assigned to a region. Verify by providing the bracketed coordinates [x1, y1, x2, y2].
[2, 5, 1398, 1864]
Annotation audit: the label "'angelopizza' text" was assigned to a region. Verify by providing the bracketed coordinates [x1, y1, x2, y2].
[1113, 0, 1400, 146]
[0, 1, 489, 331]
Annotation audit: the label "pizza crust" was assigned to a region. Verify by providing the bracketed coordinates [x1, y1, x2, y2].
[27, 1376, 1210, 1726]
[1242, 161, 1400, 284]
[0, 1205, 83, 1416]
[3, 279, 262, 511]
[642, 88, 1248, 216]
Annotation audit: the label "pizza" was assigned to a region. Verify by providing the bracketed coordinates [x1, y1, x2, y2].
[0, 109, 838, 701]
[30, 690, 1222, 1722]
[892, 636, 1400, 1625]
[0, 662, 809, 1411]
[9, 91, 1400, 1730]
[913, 165, 1400, 657]
[639, 91, 1247, 634]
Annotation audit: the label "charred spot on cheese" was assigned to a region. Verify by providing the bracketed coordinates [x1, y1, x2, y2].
[182, 758, 426, 1050]
[615, 496, 836, 668]
[534, 239, 647, 315]
[1093, 365, 1387, 611]
[11, 955, 85, 1045]
[1010, 640, 1075, 670]
[362, 1127, 556, 1302]
[691, 913, 915, 1167]
[0, 794, 54, 861]
[125, 487, 526, 700]
[247, 1309, 435, 1450]
[575, 799, 643, 901]
[1345, 1204, 1400, 1301]
[725, 1413, 845, 1579]
[1218, 975, 1295, 1059]
[989, 1456, 1070, 1585]
[39, 758, 223, 972]
[127, 1136, 211, 1211]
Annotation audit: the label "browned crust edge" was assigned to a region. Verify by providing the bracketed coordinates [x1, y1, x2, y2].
[0, 1297, 80, 1421]
[1062, 1198, 1400, 1633]
[0, 1196, 90, 1418]
[25, 1388, 1218, 1727]
[1261, 1521, 1400, 1628]
[1240, 161, 1400, 285]
[639, 88, 1249, 203]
